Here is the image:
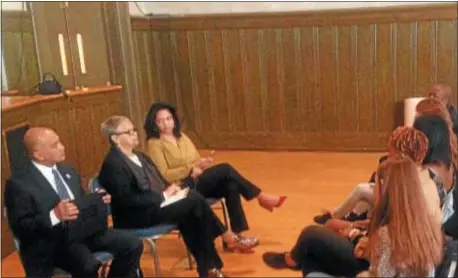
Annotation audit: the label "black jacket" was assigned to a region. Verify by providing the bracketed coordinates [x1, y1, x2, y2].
[98, 147, 169, 229]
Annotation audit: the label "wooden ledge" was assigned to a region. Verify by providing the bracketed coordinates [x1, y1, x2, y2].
[1, 85, 122, 112]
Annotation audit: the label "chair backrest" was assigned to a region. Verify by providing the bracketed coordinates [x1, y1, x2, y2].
[88, 175, 111, 216]
[4, 207, 25, 265]
[88, 175, 102, 193]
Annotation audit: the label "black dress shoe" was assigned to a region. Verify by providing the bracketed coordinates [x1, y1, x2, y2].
[262, 252, 300, 270]
[313, 212, 332, 225]
[344, 211, 368, 222]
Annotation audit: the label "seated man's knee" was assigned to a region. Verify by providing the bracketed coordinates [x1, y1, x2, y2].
[215, 162, 233, 173]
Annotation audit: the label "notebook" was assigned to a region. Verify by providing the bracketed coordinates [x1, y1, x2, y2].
[160, 188, 189, 208]
[65, 193, 108, 243]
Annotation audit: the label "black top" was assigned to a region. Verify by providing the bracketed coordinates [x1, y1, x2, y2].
[98, 147, 169, 229]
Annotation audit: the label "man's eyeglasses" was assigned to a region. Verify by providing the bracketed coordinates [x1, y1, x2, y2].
[112, 128, 138, 136]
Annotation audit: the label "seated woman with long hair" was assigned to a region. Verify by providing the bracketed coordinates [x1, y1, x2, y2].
[314, 125, 442, 230]
[314, 96, 458, 226]
[143, 102, 286, 252]
[413, 114, 458, 239]
[262, 126, 442, 277]
[358, 155, 443, 277]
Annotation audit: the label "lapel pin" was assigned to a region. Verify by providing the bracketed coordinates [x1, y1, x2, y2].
[65, 173, 71, 179]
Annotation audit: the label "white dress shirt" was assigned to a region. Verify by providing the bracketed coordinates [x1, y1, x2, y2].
[32, 161, 74, 226]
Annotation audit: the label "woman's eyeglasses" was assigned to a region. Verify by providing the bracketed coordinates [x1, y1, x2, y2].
[112, 128, 138, 136]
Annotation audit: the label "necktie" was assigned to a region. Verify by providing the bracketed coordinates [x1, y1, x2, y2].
[52, 169, 71, 200]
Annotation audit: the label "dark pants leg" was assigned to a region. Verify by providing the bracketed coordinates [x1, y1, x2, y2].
[23, 252, 57, 277]
[158, 190, 226, 277]
[196, 163, 262, 233]
[290, 225, 368, 277]
[56, 229, 143, 277]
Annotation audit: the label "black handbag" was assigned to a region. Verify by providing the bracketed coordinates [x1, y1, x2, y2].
[37, 73, 63, 95]
[65, 193, 108, 243]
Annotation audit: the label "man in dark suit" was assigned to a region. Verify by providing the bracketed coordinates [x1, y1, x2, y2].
[98, 115, 251, 278]
[4, 127, 143, 277]
[429, 83, 458, 134]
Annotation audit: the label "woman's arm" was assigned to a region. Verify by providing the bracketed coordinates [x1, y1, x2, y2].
[324, 218, 353, 232]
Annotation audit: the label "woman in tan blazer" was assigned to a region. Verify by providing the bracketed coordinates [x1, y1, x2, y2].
[144, 102, 286, 252]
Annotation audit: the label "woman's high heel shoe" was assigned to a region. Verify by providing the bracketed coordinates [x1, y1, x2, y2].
[259, 196, 287, 212]
[223, 235, 258, 253]
[275, 196, 287, 208]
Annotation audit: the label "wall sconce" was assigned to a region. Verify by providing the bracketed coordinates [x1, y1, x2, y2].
[58, 33, 69, 76]
[76, 33, 87, 74]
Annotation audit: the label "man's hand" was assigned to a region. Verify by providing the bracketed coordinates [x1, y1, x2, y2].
[191, 166, 203, 179]
[53, 200, 79, 221]
[196, 150, 215, 170]
[164, 183, 181, 198]
[97, 260, 112, 278]
[96, 188, 111, 205]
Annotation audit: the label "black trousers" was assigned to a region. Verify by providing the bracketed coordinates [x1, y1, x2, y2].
[193, 163, 261, 233]
[156, 189, 227, 277]
[56, 229, 143, 277]
[290, 225, 369, 277]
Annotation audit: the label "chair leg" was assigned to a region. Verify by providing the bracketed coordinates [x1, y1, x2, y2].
[447, 260, 456, 277]
[220, 200, 229, 228]
[186, 248, 194, 270]
[146, 238, 162, 277]
[220, 200, 230, 251]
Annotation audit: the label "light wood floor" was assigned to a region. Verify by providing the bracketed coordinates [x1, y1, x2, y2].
[1, 151, 383, 277]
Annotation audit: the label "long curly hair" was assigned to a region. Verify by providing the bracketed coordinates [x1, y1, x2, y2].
[416, 98, 458, 168]
[369, 156, 443, 276]
[388, 126, 428, 164]
[144, 102, 182, 140]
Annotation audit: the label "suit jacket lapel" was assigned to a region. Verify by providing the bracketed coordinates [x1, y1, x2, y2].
[28, 162, 60, 204]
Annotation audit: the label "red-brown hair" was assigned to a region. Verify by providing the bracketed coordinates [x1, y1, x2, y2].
[369, 156, 443, 276]
[388, 126, 428, 164]
[416, 98, 458, 168]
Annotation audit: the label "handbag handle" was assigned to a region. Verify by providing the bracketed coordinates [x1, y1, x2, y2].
[41, 72, 57, 81]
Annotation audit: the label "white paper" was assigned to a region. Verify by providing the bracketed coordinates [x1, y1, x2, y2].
[404, 97, 426, 127]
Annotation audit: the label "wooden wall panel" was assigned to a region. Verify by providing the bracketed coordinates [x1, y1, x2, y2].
[131, 3, 458, 151]
[1, 10, 40, 93]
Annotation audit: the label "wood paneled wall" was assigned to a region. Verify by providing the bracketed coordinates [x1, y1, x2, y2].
[1, 86, 122, 258]
[1, 10, 40, 93]
[131, 4, 458, 151]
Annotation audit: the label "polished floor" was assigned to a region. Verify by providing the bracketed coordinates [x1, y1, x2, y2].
[1, 150, 382, 277]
